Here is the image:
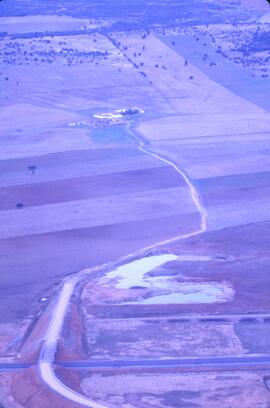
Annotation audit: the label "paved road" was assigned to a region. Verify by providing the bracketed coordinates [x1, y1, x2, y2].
[2, 354, 270, 372]
[58, 355, 270, 370]
[104, 313, 270, 322]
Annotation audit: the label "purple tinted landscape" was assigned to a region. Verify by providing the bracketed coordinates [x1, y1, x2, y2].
[0, 0, 270, 406]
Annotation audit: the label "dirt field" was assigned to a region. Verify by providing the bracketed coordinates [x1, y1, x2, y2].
[80, 370, 270, 408]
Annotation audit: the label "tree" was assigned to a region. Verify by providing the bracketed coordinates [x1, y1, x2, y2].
[28, 165, 37, 174]
[16, 203, 24, 209]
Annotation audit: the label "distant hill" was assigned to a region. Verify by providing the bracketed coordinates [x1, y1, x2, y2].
[0, 0, 259, 31]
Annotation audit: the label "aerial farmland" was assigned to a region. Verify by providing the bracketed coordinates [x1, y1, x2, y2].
[0, 0, 270, 406]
